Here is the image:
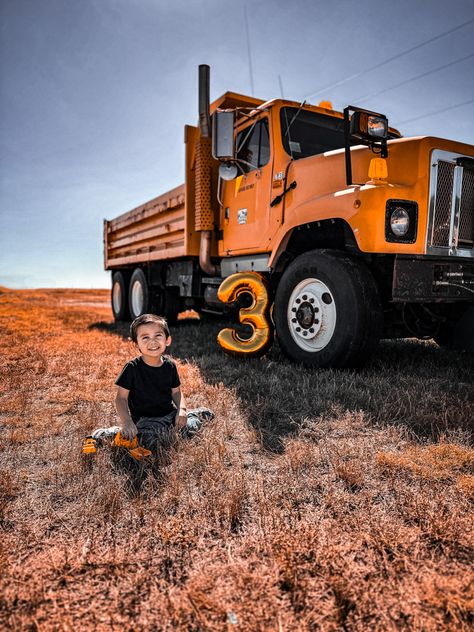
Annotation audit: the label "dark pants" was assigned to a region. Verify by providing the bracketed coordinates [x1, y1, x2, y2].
[94, 408, 214, 493]
[135, 411, 177, 453]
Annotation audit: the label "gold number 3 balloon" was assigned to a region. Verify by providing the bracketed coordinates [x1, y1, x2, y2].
[217, 272, 274, 357]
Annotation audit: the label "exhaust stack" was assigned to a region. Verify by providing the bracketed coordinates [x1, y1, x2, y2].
[198, 64, 211, 138]
[196, 64, 219, 276]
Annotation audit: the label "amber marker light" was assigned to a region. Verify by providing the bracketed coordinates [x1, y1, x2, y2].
[368, 157, 388, 181]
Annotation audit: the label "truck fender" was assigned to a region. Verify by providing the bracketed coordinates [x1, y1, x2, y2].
[269, 219, 358, 271]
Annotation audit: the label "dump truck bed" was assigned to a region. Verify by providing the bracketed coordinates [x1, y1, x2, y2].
[104, 183, 201, 269]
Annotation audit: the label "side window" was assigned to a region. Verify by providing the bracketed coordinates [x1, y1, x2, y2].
[236, 119, 270, 173]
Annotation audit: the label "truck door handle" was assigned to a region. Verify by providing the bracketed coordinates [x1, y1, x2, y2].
[270, 180, 297, 207]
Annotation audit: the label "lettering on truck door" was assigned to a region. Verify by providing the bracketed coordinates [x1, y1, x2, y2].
[220, 116, 272, 254]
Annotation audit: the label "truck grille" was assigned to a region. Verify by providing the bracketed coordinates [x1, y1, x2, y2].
[427, 150, 474, 257]
[459, 168, 474, 246]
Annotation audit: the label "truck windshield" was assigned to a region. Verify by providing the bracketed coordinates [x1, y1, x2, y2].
[280, 107, 355, 159]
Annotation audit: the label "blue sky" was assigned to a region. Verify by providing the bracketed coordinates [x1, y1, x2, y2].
[1, 0, 473, 288]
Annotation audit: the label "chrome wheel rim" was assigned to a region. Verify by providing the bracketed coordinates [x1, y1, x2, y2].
[112, 282, 122, 314]
[287, 278, 336, 352]
[131, 280, 144, 316]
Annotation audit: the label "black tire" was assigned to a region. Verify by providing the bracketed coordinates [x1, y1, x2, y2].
[128, 268, 151, 320]
[434, 305, 474, 352]
[111, 271, 130, 322]
[274, 249, 382, 368]
[143, 286, 182, 324]
[162, 287, 181, 325]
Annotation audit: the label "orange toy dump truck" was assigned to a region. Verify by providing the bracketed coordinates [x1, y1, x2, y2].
[104, 65, 474, 367]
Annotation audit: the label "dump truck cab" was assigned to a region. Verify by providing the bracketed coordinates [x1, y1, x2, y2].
[217, 97, 356, 258]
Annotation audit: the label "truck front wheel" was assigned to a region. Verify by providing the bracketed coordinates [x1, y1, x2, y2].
[434, 305, 474, 352]
[111, 271, 130, 322]
[274, 250, 382, 368]
[129, 269, 151, 320]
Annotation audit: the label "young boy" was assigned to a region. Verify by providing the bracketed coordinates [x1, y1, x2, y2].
[115, 313, 187, 449]
[83, 313, 213, 465]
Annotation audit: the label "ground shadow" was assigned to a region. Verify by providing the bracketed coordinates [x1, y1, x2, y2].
[90, 317, 474, 453]
[89, 320, 130, 339]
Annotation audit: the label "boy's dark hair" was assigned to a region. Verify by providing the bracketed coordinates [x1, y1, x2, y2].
[130, 314, 170, 342]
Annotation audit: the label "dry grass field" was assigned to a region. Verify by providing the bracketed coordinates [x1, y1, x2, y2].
[0, 286, 473, 631]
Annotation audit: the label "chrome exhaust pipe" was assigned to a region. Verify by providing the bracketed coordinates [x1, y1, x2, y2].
[197, 64, 219, 276]
[198, 64, 211, 138]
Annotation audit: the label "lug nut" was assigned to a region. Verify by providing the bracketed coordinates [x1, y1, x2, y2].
[315, 319, 319, 324]
[296, 327, 301, 332]
[309, 328, 314, 333]
[309, 298, 314, 303]
[315, 307, 319, 313]
[303, 331, 307, 336]
[302, 294, 307, 300]
[292, 318, 297, 323]
[291, 307, 296, 313]
[296, 298, 301, 304]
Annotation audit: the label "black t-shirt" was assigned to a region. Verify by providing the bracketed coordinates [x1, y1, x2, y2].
[115, 356, 180, 422]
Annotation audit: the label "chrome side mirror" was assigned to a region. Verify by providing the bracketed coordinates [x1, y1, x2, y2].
[218, 162, 238, 181]
[212, 111, 235, 160]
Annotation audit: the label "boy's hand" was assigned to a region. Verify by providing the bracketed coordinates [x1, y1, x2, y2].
[175, 412, 187, 429]
[120, 418, 138, 441]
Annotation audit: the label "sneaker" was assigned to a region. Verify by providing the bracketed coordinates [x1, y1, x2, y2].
[192, 407, 215, 422]
[182, 407, 214, 438]
[92, 426, 121, 446]
[186, 414, 202, 433]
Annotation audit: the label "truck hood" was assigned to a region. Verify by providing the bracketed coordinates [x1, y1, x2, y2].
[288, 136, 474, 197]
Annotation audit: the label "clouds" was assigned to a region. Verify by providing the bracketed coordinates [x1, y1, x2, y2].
[1, 0, 473, 288]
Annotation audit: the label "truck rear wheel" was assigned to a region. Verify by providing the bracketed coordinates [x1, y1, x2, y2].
[274, 250, 382, 368]
[129, 268, 151, 320]
[162, 287, 180, 325]
[111, 271, 130, 322]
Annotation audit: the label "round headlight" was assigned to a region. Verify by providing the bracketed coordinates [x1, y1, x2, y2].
[390, 207, 410, 236]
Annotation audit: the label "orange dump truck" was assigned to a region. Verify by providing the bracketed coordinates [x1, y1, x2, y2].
[104, 65, 474, 367]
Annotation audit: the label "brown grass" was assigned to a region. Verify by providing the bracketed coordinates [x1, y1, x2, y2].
[377, 442, 474, 482]
[0, 287, 473, 630]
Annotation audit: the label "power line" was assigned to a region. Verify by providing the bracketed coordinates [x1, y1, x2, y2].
[395, 99, 474, 126]
[353, 53, 474, 104]
[304, 18, 474, 101]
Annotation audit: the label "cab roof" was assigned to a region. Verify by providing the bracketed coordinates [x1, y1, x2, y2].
[210, 92, 401, 138]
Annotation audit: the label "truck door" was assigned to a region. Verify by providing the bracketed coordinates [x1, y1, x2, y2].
[219, 116, 272, 254]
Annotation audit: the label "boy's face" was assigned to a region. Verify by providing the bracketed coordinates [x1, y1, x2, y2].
[135, 323, 171, 359]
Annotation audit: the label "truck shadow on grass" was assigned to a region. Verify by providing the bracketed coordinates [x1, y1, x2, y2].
[90, 317, 474, 453]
